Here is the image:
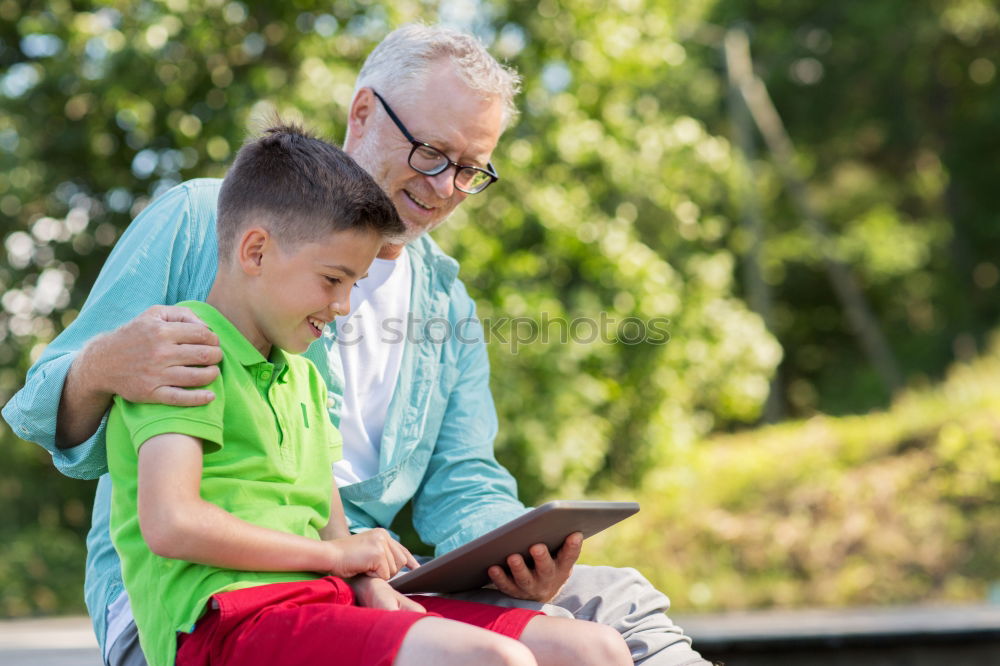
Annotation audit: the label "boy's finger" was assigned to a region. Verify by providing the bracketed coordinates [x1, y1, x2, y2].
[398, 595, 426, 613]
[388, 542, 406, 570]
[370, 557, 390, 580]
[404, 550, 420, 570]
[399, 551, 419, 571]
[391, 541, 420, 570]
[379, 551, 393, 578]
[386, 543, 406, 575]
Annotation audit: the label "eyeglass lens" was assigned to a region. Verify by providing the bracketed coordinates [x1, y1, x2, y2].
[409, 145, 492, 193]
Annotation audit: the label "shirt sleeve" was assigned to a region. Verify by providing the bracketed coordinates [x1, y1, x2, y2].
[113, 368, 226, 454]
[1, 182, 219, 479]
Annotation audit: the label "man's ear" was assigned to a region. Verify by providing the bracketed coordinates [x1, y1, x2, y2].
[346, 87, 376, 143]
[237, 227, 270, 276]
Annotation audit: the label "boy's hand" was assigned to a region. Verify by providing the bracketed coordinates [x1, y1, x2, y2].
[326, 528, 420, 580]
[487, 532, 583, 603]
[348, 576, 426, 612]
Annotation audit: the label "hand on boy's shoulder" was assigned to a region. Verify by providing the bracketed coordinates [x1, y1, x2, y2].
[91, 305, 222, 407]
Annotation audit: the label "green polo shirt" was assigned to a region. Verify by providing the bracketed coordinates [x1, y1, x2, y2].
[107, 301, 343, 666]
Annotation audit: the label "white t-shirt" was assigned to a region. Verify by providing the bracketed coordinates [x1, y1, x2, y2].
[333, 251, 411, 486]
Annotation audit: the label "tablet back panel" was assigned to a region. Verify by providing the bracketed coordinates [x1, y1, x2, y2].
[390, 500, 639, 594]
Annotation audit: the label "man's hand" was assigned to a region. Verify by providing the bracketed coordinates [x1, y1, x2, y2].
[348, 576, 426, 612]
[326, 528, 420, 580]
[92, 305, 222, 406]
[487, 532, 582, 603]
[57, 305, 223, 447]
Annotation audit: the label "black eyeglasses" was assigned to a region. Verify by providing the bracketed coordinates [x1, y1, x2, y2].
[371, 90, 499, 195]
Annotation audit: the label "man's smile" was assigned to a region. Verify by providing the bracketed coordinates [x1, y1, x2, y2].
[404, 189, 435, 211]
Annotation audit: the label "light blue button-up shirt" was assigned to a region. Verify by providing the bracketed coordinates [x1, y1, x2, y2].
[2, 179, 528, 654]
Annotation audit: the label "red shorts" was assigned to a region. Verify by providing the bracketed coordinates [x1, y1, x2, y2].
[175, 576, 542, 666]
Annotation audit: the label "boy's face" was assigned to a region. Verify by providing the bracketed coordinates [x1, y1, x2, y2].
[253, 228, 382, 354]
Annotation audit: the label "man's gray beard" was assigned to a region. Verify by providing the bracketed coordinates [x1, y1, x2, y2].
[352, 133, 450, 246]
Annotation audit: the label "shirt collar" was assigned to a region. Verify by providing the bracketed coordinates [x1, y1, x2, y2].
[178, 300, 290, 382]
[406, 235, 458, 291]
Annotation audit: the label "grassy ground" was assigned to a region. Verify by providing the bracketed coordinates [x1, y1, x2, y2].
[581, 339, 1000, 612]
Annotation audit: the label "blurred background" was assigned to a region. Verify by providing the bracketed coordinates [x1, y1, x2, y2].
[1, 0, 998, 623]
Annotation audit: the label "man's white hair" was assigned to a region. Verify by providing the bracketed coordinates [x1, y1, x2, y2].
[354, 23, 521, 131]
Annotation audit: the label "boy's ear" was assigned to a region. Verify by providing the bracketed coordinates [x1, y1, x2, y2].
[236, 227, 270, 276]
[347, 88, 376, 143]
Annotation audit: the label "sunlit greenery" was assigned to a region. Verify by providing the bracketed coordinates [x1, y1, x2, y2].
[1, 0, 998, 615]
[585, 336, 1000, 610]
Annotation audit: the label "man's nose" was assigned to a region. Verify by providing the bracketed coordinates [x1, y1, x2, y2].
[427, 168, 456, 199]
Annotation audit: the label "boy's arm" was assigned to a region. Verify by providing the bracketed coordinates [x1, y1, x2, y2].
[138, 433, 417, 578]
[319, 484, 352, 540]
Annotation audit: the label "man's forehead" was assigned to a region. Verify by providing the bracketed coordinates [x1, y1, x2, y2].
[389, 64, 503, 160]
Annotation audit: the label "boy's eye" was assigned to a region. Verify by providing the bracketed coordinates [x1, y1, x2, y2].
[325, 276, 341, 285]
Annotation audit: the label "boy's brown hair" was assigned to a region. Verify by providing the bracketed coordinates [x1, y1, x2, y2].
[217, 123, 403, 260]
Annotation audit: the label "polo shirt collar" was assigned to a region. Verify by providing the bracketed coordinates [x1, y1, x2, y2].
[181, 300, 291, 382]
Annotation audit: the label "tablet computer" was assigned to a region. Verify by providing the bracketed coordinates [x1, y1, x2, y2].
[389, 500, 640, 594]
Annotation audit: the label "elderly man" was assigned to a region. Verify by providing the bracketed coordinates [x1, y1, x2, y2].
[3, 24, 708, 666]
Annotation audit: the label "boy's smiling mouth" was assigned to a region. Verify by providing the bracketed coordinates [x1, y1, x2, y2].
[307, 317, 326, 337]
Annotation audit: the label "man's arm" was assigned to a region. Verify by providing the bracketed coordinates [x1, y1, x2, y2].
[138, 433, 417, 579]
[1, 182, 223, 479]
[412, 285, 580, 602]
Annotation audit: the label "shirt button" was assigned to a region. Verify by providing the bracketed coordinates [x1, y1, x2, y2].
[260, 370, 271, 381]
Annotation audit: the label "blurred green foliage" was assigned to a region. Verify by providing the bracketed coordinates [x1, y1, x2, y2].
[0, 0, 998, 615]
[706, 0, 1000, 413]
[585, 335, 1000, 610]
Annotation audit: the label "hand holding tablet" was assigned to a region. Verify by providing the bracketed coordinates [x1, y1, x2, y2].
[486, 529, 584, 602]
[390, 500, 640, 594]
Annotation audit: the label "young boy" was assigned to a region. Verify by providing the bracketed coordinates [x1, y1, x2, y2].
[106, 125, 631, 666]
